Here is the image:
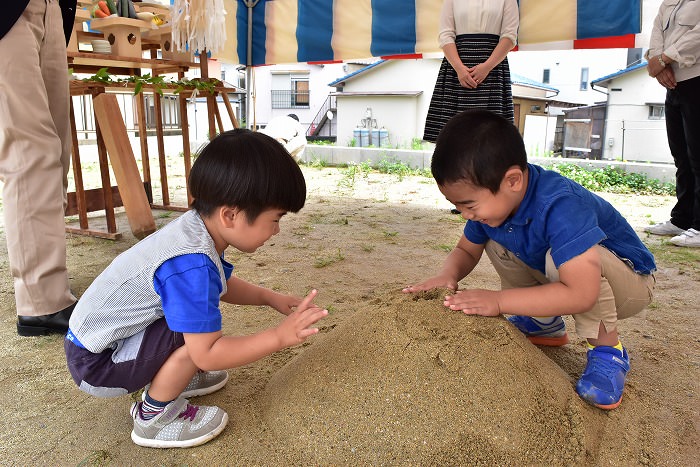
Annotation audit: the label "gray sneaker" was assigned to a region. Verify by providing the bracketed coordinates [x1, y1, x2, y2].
[130, 397, 228, 448]
[644, 221, 684, 236]
[182, 370, 229, 398]
[143, 370, 229, 400]
[670, 228, 700, 247]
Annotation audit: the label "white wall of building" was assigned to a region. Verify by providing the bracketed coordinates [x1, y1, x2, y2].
[248, 62, 346, 129]
[336, 95, 421, 148]
[335, 59, 441, 148]
[509, 49, 630, 105]
[185, 98, 241, 144]
[598, 69, 670, 163]
[522, 115, 558, 156]
[183, 60, 346, 138]
[335, 57, 562, 152]
[508, 0, 662, 105]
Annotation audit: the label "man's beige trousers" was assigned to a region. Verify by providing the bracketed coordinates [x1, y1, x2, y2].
[0, 0, 76, 316]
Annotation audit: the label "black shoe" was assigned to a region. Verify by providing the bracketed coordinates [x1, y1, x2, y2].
[17, 302, 76, 337]
[450, 208, 461, 215]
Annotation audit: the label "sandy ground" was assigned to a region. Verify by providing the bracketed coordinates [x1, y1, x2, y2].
[0, 164, 698, 465]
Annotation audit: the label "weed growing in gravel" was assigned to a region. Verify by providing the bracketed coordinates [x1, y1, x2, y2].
[76, 450, 112, 466]
[314, 249, 345, 268]
[307, 157, 328, 168]
[646, 241, 700, 272]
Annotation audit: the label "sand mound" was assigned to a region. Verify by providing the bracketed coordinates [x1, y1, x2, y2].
[262, 289, 605, 464]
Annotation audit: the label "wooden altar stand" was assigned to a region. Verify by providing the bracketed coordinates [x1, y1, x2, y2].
[66, 50, 241, 240]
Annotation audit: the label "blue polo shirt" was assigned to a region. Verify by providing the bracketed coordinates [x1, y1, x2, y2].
[464, 163, 656, 275]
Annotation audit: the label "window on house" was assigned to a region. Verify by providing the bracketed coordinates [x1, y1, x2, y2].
[649, 105, 665, 120]
[627, 48, 643, 67]
[580, 68, 589, 91]
[542, 69, 550, 84]
[292, 77, 310, 106]
[271, 72, 310, 109]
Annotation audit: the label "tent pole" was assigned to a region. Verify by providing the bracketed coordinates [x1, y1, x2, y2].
[244, 0, 259, 130]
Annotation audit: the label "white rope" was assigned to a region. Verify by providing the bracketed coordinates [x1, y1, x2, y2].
[171, 0, 227, 54]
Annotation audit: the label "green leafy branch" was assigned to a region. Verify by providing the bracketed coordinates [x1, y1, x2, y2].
[81, 68, 219, 96]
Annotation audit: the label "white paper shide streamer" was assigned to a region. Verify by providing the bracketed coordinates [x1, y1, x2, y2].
[171, 0, 227, 54]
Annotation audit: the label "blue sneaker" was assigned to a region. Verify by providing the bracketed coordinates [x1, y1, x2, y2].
[576, 346, 630, 410]
[507, 316, 569, 346]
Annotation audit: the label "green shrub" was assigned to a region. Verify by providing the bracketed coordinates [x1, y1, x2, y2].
[547, 163, 675, 196]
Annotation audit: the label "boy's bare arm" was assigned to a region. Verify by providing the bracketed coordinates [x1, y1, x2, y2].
[221, 275, 303, 315]
[445, 247, 601, 317]
[183, 290, 327, 371]
[403, 236, 484, 292]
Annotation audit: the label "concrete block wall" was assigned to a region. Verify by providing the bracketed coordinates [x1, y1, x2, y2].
[302, 145, 433, 170]
[301, 145, 676, 184]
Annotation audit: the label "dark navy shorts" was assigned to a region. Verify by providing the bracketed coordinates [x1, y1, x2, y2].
[64, 318, 184, 397]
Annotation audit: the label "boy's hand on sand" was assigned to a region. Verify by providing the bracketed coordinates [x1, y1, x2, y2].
[443, 289, 501, 316]
[402, 276, 458, 293]
[275, 289, 328, 347]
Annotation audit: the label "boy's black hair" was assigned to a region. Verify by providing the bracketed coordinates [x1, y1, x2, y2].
[189, 129, 306, 221]
[431, 110, 527, 193]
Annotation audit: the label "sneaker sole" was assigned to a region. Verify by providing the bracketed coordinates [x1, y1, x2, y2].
[130, 412, 229, 448]
[645, 231, 683, 236]
[592, 395, 623, 410]
[670, 241, 700, 248]
[181, 373, 230, 398]
[526, 333, 569, 347]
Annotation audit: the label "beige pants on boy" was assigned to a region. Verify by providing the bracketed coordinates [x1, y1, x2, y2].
[485, 241, 655, 339]
[0, 0, 76, 316]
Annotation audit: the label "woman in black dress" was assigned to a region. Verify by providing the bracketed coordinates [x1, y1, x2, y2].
[424, 0, 519, 142]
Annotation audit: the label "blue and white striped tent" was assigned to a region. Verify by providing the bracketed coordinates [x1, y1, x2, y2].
[215, 0, 643, 66]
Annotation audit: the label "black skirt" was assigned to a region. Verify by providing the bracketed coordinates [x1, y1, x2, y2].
[423, 34, 514, 143]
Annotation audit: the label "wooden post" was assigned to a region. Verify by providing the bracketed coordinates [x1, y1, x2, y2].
[220, 91, 239, 128]
[134, 92, 153, 203]
[68, 99, 89, 230]
[93, 93, 156, 239]
[179, 93, 193, 206]
[199, 50, 217, 139]
[95, 110, 117, 234]
[214, 98, 224, 133]
[153, 85, 170, 206]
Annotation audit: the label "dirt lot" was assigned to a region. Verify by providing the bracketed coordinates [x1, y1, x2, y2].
[0, 165, 698, 465]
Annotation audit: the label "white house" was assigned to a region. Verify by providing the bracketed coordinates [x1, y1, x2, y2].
[508, 48, 636, 106]
[590, 62, 671, 163]
[507, 0, 662, 105]
[251, 62, 345, 129]
[221, 61, 348, 130]
[328, 59, 435, 148]
[328, 57, 562, 151]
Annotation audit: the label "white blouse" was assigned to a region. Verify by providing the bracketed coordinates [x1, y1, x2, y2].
[438, 0, 519, 49]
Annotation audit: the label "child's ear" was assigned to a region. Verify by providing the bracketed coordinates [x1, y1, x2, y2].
[219, 206, 240, 228]
[504, 166, 525, 191]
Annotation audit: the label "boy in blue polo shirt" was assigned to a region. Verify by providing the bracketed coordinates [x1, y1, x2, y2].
[404, 110, 655, 410]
